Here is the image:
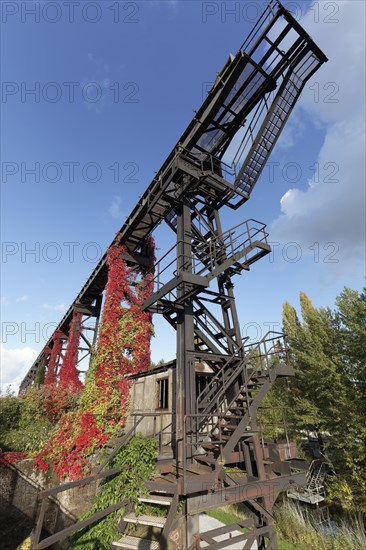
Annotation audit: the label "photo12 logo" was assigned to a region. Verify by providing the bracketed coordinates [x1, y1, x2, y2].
[1, 81, 140, 104]
[201, 2, 340, 24]
[1, 2, 140, 24]
[2, 242, 104, 264]
[2, 321, 57, 344]
[1, 161, 139, 184]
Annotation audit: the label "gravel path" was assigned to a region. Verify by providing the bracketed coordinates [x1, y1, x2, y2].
[199, 513, 258, 549]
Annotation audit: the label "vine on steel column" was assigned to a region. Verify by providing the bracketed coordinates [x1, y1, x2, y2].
[35, 236, 155, 479]
[44, 330, 64, 386]
[59, 310, 83, 391]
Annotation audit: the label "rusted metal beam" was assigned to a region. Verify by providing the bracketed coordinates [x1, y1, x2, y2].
[39, 467, 121, 498]
[33, 500, 126, 550]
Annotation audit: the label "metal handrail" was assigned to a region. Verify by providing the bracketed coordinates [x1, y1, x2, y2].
[197, 331, 285, 411]
[130, 412, 174, 455]
[31, 466, 124, 549]
[182, 412, 261, 491]
[145, 219, 269, 299]
[31, 410, 175, 550]
[195, 332, 289, 449]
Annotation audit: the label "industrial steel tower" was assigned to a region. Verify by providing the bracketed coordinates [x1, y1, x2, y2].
[26, 2, 327, 548]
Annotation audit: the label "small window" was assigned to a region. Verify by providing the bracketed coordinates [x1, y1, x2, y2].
[157, 378, 169, 410]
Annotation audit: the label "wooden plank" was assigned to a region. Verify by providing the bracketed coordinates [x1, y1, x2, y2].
[32, 498, 47, 546]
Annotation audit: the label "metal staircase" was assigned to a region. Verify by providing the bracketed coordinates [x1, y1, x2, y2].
[188, 333, 294, 464]
[142, 219, 270, 314]
[288, 459, 327, 505]
[234, 72, 303, 198]
[112, 488, 178, 550]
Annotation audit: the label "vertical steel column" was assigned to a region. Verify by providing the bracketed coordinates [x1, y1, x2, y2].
[213, 208, 243, 353]
[176, 198, 196, 465]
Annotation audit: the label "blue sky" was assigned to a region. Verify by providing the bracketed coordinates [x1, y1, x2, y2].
[1, 0, 365, 391]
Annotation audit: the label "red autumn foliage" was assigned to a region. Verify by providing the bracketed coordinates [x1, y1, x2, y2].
[45, 330, 65, 385]
[41, 383, 82, 423]
[59, 310, 83, 391]
[34, 235, 155, 480]
[34, 411, 110, 479]
[0, 451, 28, 465]
[92, 235, 155, 411]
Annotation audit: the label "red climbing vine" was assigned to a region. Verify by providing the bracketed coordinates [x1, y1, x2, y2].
[44, 330, 64, 385]
[59, 310, 83, 391]
[0, 451, 28, 465]
[35, 235, 155, 480]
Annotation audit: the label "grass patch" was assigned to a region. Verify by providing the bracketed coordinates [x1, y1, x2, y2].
[206, 507, 246, 531]
[207, 502, 366, 550]
[274, 500, 366, 550]
[278, 540, 299, 550]
[206, 507, 242, 525]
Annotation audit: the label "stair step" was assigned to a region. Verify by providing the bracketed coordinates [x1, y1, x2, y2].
[194, 453, 216, 464]
[112, 535, 159, 549]
[145, 480, 177, 494]
[223, 424, 240, 431]
[157, 452, 174, 462]
[124, 513, 166, 528]
[201, 442, 220, 451]
[206, 439, 226, 445]
[183, 463, 212, 475]
[138, 494, 173, 506]
[163, 473, 178, 483]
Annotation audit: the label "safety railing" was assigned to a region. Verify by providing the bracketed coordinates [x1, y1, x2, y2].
[197, 331, 288, 419]
[242, 331, 289, 372]
[177, 145, 236, 182]
[129, 412, 174, 456]
[196, 339, 248, 411]
[240, 0, 280, 55]
[193, 300, 246, 354]
[31, 411, 173, 550]
[144, 219, 269, 300]
[193, 218, 269, 276]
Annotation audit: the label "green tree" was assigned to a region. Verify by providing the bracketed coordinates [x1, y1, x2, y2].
[281, 288, 366, 511]
[34, 362, 46, 387]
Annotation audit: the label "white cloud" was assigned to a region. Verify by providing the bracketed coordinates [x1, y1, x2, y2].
[270, 0, 366, 280]
[0, 344, 38, 394]
[16, 295, 29, 303]
[275, 109, 306, 150]
[41, 303, 67, 312]
[109, 195, 124, 219]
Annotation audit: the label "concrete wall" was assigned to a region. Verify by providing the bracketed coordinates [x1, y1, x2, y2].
[0, 459, 97, 549]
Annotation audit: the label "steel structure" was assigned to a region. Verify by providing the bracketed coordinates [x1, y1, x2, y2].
[26, 2, 327, 549]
